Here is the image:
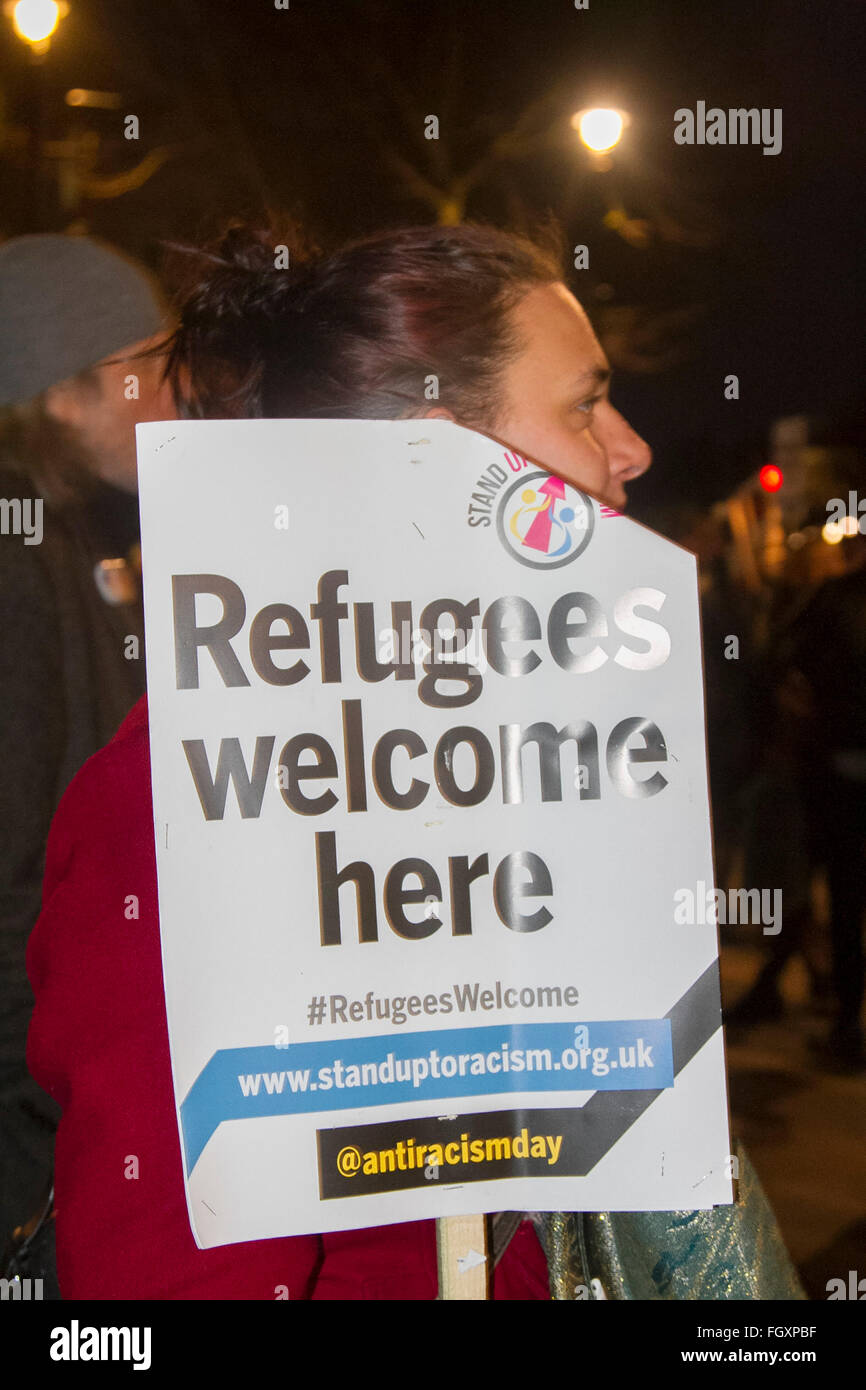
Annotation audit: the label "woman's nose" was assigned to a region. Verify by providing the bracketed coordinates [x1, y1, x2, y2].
[599, 406, 652, 482]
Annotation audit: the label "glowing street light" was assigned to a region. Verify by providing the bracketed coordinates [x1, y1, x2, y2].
[822, 515, 860, 545]
[7, 0, 67, 53]
[572, 108, 627, 153]
[66, 88, 122, 109]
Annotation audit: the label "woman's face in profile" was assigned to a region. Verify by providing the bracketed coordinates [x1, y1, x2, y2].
[486, 282, 652, 511]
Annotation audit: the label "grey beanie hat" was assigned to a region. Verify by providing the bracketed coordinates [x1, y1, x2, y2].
[0, 233, 167, 408]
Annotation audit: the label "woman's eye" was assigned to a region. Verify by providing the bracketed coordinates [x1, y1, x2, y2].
[575, 395, 602, 416]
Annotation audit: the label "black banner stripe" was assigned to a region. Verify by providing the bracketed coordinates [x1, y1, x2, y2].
[316, 964, 723, 1197]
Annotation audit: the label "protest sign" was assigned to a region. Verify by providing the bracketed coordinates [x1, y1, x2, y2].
[137, 417, 733, 1249]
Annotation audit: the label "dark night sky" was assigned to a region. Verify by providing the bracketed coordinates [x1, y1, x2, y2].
[1, 0, 863, 514]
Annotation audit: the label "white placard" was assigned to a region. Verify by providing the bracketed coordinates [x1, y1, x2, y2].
[137, 418, 733, 1249]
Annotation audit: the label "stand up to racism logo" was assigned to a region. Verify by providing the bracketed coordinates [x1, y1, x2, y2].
[496, 470, 596, 569]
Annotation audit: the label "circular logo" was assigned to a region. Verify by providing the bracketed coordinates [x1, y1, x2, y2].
[496, 471, 594, 569]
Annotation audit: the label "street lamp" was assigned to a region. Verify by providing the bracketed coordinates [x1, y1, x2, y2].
[6, 0, 68, 55]
[5, 0, 70, 226]
[572, 108, 628, 154]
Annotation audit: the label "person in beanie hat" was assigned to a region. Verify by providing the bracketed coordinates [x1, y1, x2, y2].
[0, 234, 175, 1252]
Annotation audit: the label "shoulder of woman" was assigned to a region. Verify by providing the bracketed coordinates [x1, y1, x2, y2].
[44, 694, 152, 870]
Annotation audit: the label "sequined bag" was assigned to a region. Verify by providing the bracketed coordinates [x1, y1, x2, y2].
[533, 1140, 806, 1300]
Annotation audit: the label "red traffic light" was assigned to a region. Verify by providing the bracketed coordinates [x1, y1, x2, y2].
[759, 464, 784, 493]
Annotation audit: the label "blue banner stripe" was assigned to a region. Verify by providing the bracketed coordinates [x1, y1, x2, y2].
[180, 1018, 673, 1174]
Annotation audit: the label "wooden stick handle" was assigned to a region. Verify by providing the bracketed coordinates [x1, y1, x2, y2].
[436, 1214, 490, 1299]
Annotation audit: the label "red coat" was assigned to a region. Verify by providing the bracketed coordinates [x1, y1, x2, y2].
[27, 695, 550, 1299]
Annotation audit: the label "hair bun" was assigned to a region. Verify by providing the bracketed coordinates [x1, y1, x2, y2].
[164, 219, 317, 417]
[179, 222, 314, 326]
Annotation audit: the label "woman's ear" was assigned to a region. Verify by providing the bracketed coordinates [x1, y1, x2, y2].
[423, 406, 455, 422]
[43, 377, 86, 429]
